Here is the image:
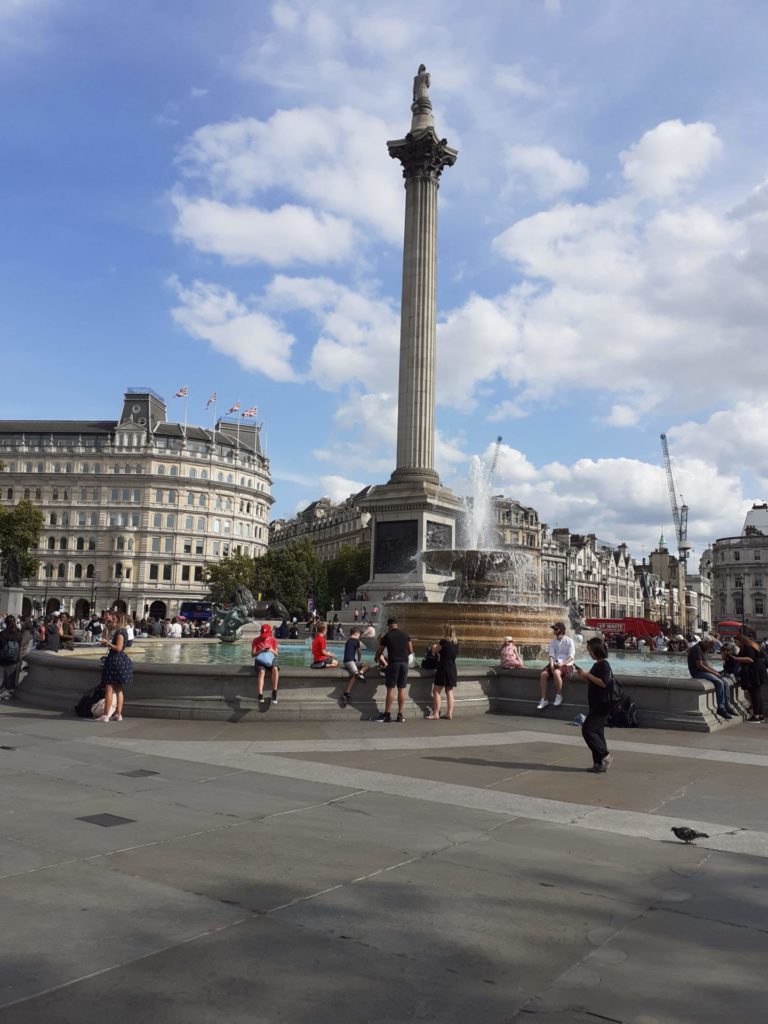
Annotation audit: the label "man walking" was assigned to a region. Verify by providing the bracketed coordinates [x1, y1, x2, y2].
[538, 622, 575, 710]
[375, 617, 413, 723]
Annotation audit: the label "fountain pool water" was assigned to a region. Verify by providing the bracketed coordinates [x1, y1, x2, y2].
[135, 640, 691, 677]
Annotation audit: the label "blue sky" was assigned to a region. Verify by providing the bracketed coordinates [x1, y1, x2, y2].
[3, 0, 768, 562]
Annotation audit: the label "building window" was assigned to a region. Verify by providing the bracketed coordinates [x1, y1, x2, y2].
[183, 538, 192, 553]
[76, 537, 85, 551]
[182, 565, 190, 581]
[78, 512, 86, 526]
[90, 512, 98, 527]
[157, 465, 166, 475]
[57, 563, 66, 579]
[156, 490, 163, 504]
[199, 494, 206, 507]
[59, 537, 67, 550]
[168, 489, 177, 504]
[194, 566, 203, 582]
[755, 597, 765, 615]
[213, 541, 220, 555]
[189, 468, 197, 479]
[185, 516, 193, 530]
[162, 564, 172, 581]
[187, 493, 195, 506]
[197, 516, 205, 530]
[756, 551, 762, 561]
[35, 488, 41, 500]
[755, 576, 763, 588]
[47, 537, 55, 549]
[88, 538, 96, 550]
[195, 540, 204, 555]
[213, 519, 221, 533]
[166, 514, 175, 529]
[86, 564, 95, 579]
[149, 564, 159, 580]
[735, 551, 740, 561]
[74, 563, 82, 579]
[153, 513, 162, 528]
[151, 538, 160, 552]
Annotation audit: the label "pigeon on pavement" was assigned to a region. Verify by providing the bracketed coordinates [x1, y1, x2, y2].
[671, 826, 709, 844]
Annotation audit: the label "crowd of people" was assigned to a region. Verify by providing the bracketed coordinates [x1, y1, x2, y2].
[4, 605, 765, 759]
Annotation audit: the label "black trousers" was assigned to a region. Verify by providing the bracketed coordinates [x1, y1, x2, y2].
[582, 708, 610, 764]
[747, 683, 764, 716]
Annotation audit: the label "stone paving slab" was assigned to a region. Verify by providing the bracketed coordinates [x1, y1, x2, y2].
[0, 859, 247, 1008]
[1, 705, 766, 1022]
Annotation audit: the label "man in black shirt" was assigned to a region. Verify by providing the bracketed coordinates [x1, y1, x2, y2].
[687, 635, 735, 718]
[375, 617, 413, 723]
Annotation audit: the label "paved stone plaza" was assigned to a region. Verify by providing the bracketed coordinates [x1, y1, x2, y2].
[1, 705, 766, 1023]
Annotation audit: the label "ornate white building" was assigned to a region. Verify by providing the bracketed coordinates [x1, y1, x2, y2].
[712, 503, 768, 634]
[0, 388, 272, 620]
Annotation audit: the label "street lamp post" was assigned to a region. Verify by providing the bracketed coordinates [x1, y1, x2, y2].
[115, 566, 123, 611]
[43, 564, 52, 614]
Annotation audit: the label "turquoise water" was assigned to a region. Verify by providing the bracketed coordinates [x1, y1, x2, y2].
[136, 641, 690, 677]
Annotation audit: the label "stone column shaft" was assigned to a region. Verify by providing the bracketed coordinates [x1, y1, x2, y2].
[395, 175, 438, 480]
[387, 126, 457, 486]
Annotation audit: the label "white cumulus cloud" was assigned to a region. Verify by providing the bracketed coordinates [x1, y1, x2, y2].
[620, 119, 722, 199]
[169, 277, 297, 381]
[505, 144, 588, 198]
[172, 196, 357, 266]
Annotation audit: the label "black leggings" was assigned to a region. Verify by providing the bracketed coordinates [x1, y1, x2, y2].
[746, 684, 764, 717]
[582, 709, 610, 764]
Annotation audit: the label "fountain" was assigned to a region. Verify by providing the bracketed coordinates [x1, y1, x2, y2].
[381, 455, 564, 658]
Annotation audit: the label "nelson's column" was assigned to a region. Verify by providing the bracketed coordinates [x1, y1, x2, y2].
[360, 65, 463, 604]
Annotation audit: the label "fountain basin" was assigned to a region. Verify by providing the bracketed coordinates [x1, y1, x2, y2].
[382, 600, 562, 658]
[16, 649, 746, 732]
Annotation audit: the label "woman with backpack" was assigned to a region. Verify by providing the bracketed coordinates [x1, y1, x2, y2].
[734, 631, 765, 722]
[96, 611, 132, 722]
[0, 616, 22, 697]
[251, 623, 279, 704]
[573, 636, 616, 773]
[426, 624, 459, 720]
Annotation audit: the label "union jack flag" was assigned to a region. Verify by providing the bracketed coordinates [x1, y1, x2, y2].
[174, 385, 188, 398]
[205, 392, 217, 409]
[227, 401, 241, 414]
[241, 406, 258, 418]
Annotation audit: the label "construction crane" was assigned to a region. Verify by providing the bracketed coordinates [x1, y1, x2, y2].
[660, 433, 692, 631]
[487, 435, 503, 487]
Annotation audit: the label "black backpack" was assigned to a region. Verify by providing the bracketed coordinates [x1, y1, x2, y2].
[607, 694, 639, 728]
[421, 646, 439, 670]
[74, 684, 105, 718]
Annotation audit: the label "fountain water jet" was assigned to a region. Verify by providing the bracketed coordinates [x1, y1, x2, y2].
[383, 451, 563, 658]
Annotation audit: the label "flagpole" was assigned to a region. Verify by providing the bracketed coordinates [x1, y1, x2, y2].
[236, 412, 241, 463]
[211, 398, 217, 441]
[183, 394, 188, 440]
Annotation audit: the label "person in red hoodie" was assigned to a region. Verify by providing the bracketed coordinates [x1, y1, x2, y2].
[251, 623, 280, 704]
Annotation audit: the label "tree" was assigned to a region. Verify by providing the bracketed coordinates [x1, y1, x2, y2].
[253, 539, 329, 618]
[326, 544, 370, 605]
[202, 552, 257, 605]
[0, 499, 45, 581]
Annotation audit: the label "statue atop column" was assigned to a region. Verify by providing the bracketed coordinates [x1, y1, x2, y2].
[410, 63, 435, 132]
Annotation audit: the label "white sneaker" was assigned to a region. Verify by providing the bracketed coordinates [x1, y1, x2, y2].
[537, 698, 549, 710]
[96, 715, 111, 722]
[553, 694, 563, 707]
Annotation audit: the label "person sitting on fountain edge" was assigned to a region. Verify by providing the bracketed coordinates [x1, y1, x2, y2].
[538, 622, 575, 710]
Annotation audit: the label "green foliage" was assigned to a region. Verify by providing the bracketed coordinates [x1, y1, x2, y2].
[202, 552, 256, 605]
[253, 538, 329, 617]
[0, 499, 45, 580]
[203, 539, 370, 618]
[326, 544, 370, 605]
